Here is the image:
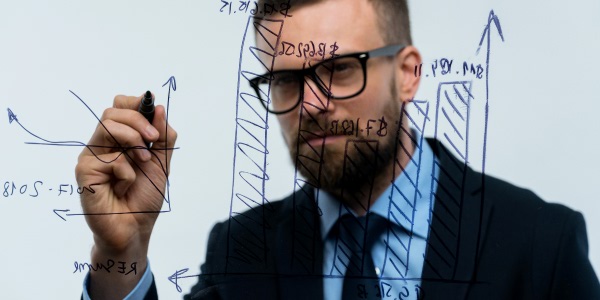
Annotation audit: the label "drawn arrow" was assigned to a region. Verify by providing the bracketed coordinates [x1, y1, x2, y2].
[477, 10, 504, 57]
[53, 209, 70, 221]
[473, 9, 504, 280]
[476, 9, 504, 167]
[168, 268, 191, 293]
[7, 108, 18, 123]
[52, 206, 174, 221]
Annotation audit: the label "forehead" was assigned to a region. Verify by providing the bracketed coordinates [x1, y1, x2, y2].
[256, 0, 385, 69]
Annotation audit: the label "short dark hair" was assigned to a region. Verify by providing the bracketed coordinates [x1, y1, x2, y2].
[258, 0, 412, 45]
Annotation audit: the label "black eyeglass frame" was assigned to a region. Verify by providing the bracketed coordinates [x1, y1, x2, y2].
[249, 44, 406, 115]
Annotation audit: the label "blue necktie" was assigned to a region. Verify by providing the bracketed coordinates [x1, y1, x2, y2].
[338, 213, 387, 300]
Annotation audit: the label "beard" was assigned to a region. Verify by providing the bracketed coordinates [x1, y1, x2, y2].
[288, 82, 402, 195]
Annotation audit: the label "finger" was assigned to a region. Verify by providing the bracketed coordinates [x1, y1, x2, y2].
[111, 94, 160, 145]
[76, 152, 137, 198]
[85, 119, 152, 162]
[113, 93, 149, 110]
[110, 153, 137, 198]
[102, 107, 159, 143]
[83, 106, 159, 156]
[150, 105, 177, 170]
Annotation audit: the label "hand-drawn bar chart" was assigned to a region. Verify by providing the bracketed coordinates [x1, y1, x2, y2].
[226, 17, 284, 271]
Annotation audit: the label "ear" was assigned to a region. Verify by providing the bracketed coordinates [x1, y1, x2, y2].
[394, 46, 422, 103]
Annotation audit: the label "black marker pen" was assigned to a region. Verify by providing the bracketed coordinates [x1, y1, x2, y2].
[138, 90, 155, 148]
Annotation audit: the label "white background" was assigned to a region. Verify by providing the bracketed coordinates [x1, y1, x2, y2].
[0, 0, 598, 299]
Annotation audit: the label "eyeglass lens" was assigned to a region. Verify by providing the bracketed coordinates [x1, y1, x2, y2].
[256, 56, 365, 113]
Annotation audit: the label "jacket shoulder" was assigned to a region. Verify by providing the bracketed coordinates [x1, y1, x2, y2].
[482, 173, 577, 223]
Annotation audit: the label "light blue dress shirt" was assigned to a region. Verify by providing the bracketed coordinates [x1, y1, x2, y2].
[319, 135, 439, 300]
[83, 137, 438, 300]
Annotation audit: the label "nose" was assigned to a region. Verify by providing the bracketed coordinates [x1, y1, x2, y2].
[301, 77, 335, 117]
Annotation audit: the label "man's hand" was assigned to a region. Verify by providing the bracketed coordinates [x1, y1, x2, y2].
[75, 94, 177, 299]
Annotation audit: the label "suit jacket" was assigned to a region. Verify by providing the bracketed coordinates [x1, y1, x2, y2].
[147, 139, 600, 299]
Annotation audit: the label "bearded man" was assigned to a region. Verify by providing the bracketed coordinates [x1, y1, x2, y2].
[77, 0, 600, 299]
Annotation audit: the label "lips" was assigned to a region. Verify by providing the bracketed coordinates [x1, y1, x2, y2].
[300, 130, 346, 147]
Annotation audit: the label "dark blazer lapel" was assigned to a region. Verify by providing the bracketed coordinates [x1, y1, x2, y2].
[421, 139, 493, 300]
[276, 183, 324, 300]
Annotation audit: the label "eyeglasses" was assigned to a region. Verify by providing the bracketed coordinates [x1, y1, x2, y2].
[249, 44, 406, 115]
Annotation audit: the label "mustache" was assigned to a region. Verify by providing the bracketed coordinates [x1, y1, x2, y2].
[294, 116, 346, 143]
[287, 116, 331, 150]
[300, 120, 328, 134]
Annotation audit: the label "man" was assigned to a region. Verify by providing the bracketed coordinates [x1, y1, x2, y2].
[76, 0, 600, 299]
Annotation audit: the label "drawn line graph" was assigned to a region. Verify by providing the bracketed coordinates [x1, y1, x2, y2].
[6, 76, 179, 220]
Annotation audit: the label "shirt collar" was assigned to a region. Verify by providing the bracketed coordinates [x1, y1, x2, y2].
[318, 132, 437, 240]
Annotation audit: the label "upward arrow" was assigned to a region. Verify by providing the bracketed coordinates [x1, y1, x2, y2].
[475, 9, 504, 190]
[473, 9, 504, 281]
[476, 10, 504, 169]
[477, 10, 505, 57]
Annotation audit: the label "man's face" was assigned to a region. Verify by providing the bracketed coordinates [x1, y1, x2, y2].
[257, 0, 409, 191]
